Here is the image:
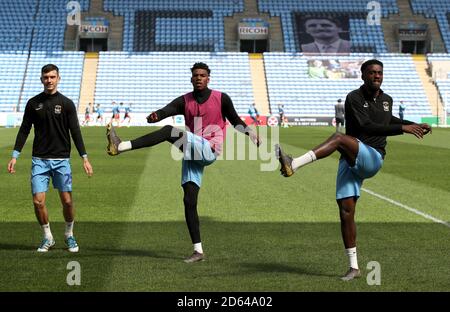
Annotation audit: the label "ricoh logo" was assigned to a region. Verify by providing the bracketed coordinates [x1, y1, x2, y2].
[79, 25, 109, 33]
[239, 27, 268, 35]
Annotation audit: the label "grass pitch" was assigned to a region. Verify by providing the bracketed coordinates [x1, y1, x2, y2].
[1, 126, 449, 291]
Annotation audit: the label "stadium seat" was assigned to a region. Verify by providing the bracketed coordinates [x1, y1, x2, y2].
[103, 0, 244, 52]
[19, 51, 85, 110]
[94, 51, 253, 114]
[411, 0, 450, 52]
[257, 0, 396, 52]
[264, 52, 431, 118]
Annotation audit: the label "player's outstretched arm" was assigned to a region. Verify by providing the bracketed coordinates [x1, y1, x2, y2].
[147, 97, 185, 124]
[7, 158, 16, 174]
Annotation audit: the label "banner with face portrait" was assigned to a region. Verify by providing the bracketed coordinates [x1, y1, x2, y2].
[294, 13, 351, 55]
[307, 59, 365, 79]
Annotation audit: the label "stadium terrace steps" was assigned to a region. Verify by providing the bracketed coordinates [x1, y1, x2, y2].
[91, 0, 103, 11]
[413, 55, 445, 123]
[0, 51, 442, 118]
[249, 54, 270, 115]
[79, 52, 99, 112]
[426, 54, 450, 124]
[66, 0, 124, 51]
[244, 0, 259, 13]
[223, 2, 284, 52]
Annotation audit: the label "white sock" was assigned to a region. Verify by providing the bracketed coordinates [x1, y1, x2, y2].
[194, 242, 203, 254]
[291, 150, 317, 171]
[42, 223, 53, 240]
[118, 141, 132, 152]
[65, 221, 74, 238]
[346, 247, 359, 270]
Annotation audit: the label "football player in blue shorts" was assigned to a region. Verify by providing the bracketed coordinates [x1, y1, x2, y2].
[7, 64, 93, 253]
[275, 59, 431, 280]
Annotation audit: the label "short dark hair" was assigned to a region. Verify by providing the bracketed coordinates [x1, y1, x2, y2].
[41, 64, 59, 75]
[361, 59, 383, 73]
[337, 99, 342, 103]
[191, 62, 210, 75]
[303, 15, 342, 29]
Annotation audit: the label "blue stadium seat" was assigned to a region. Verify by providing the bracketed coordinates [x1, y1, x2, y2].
[410, 0, 450, 52]
[264, 52, 431, 119]
[0, 52, 28, 111]
[0, 0, 90, 52]
[103, 0, 243, 52]
[94, 51, 253, 114]
[258, 0, 396, 53]
[19, 51, 85, 110]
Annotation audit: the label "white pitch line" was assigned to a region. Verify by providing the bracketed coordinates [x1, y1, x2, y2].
[362, 188, 450, 228]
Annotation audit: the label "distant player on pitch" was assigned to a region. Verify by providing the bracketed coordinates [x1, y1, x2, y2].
[121, 103, 132, 127]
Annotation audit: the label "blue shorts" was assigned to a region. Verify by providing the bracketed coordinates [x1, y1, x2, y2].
[31, 158, 72, 194]
[181, 132, 216, 187]
[336, 141, 383, 200]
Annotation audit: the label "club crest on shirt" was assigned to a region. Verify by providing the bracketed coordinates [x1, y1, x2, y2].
[54, 105, 62, 114]
[383, 101, 389, 111]
[363, 101, 369, 108]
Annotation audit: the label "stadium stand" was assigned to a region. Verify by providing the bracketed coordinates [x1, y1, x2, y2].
[19, 51, 85, 111]
[0, 0, 35, 52]
[0, 52, 28, 112]
[103, 0, 244, 52]
[0, 0, 446, 123]
[94, 51, 253, 114]
[427, 53, 450, 115]
[264, 52, 431, 119]
[0, 0, 90, 52]
[257, 0, 396, 53]
[410, 0, 450, 52]
[31, 0, 90, 51]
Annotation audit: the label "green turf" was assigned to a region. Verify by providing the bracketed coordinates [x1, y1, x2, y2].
[1, 126, 449, 291]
